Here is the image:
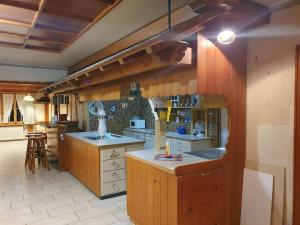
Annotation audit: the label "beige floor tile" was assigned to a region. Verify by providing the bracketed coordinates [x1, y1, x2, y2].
[71, 213, 120, 225]
[113, 209, 130, 221]
[75, 207, 115, 221]
[10, 199, 31, 209]
[29, 213, 79, 225]
[0, 207, 32, 221]
[48, 200, 92, 218]
[0, 141, 132, 225]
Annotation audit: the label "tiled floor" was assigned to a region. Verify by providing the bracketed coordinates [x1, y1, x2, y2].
[0, 140, 133, 225]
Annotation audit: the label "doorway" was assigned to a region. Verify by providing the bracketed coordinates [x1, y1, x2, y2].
[294, 46, 300, 224]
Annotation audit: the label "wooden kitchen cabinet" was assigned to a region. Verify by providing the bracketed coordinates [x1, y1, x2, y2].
[65, 135, 100, 196]
[64, 135, 144, 198]
[127, 157, 223, 225]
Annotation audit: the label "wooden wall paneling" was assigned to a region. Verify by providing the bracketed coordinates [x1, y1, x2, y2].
[197, 35, 207, 94]
[294, 46, 300, 225]
[153, 168, 161, 225]
[146, 165, 154, 225]
[227, 39, 247, 225]
[169, 175, 180, 225]
[160, 171, 168, 225]
[206, 40, 217, 95]
[186, 67, 197, 95]
[196, 33, 247, 225]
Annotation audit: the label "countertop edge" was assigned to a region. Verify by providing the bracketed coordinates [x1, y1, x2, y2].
[126, 152, 176, 175]
[65, 132, 145, 148]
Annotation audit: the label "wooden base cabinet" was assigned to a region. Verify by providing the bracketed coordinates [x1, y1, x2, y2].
[64, 135, 144, 198]
[65, 136, 100, 196]
[127, 158, 223, 225]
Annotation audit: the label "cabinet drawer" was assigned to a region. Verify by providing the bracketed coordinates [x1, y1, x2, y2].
[101, 148, 125, 161]
[101, 169, 125, 183]
[172, 139, 191, 149]
[172, 145, 191, 153]
[101, 158, 125, 171]
[101, 180, 126, 196]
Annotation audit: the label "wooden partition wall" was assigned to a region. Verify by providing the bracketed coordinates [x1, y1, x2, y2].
[197, 34, 247, 225]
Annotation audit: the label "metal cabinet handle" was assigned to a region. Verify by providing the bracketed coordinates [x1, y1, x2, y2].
[112, 183, 120, 190]
[201, 171, 212, 176]
[112, 172, 120, 178]
[110, 150, 120, 159]
[112, 161, 120, 168]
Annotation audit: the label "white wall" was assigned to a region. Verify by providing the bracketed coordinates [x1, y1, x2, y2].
[247, 5, 300, 225]
[0, 64, 67, 82]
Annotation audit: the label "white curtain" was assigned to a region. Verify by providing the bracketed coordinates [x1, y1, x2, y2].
[16, 95, 25, 121]
[24, 102, 36, 124]
[2, 94, 14, 123]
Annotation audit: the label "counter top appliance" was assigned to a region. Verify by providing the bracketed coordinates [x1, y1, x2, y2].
[130, 119, 145, 129]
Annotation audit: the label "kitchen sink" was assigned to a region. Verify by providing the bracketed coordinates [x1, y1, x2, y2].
[84, 134, 122, 140]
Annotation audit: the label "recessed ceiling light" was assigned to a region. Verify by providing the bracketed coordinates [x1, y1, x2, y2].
[217, 30, 236, 45]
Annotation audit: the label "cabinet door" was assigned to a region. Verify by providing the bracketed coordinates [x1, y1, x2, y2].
[180, 168, 222, 225]
[127, 158, 148, 225]
[127, 158, 178, 225]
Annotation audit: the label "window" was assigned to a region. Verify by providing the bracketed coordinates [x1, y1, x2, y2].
[1, 94, 23, 124]
[9, 101, 22, 123]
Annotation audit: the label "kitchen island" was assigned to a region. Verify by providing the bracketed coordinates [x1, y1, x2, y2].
[126, 149, 225, 225]
[63, 131, 144, 198]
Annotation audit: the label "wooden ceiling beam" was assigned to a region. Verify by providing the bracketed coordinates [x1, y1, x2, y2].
[0, 31, 26, 39]
[0, 41, 23, 48]
[0, 0, 39, 11]
[24, 45, 61, 53]
[99, 0, 117, 5]
[46, 42, 189, 92]
[43, 8, 94, 23]
[23, 0, 47, 47]
[0, 18, 31, 27]
[34, 25, 77, 36]
[29, 36, 68, 45]
[0, 81, 48, 93]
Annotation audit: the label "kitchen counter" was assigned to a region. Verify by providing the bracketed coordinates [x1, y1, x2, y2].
[126, 149, 209, 174]
[124, 128, 211, 141]
[66, 131, 144, 147]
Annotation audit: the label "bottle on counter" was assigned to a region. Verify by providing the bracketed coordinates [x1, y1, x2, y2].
[165, 140, 171, 157]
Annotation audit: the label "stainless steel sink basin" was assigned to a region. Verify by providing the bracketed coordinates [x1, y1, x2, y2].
[84, 134, 122, 140]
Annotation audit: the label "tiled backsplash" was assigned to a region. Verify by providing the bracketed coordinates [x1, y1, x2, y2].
[89, 96, 192, 135]
[89, 96, 155, 134]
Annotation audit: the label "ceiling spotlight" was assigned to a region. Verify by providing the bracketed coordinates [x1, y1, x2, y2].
[23, 94, 35, 102]
[217, 30, 236, 45]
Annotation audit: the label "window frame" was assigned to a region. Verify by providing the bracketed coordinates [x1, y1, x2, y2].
[0, 93, 24, 125]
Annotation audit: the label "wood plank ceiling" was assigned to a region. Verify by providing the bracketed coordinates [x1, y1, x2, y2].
[0, 0, 120, 52]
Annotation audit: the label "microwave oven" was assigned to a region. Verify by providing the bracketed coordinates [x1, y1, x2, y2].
[130, 119, 145, 129]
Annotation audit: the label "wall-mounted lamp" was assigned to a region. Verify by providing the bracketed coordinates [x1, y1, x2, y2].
[23, 94, 35, 102]
[217, 30, 236, 45]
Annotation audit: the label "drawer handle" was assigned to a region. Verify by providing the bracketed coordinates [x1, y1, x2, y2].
[201, 171, 212, 176]
[112, 161, 120, 168]
[112, 183, 120, 190]
[110, 150, 120, 159]
[112, 172, 120, 178]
